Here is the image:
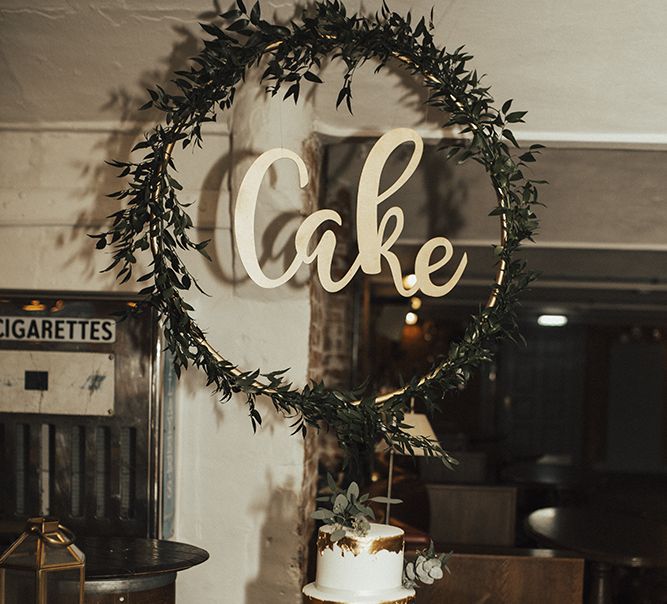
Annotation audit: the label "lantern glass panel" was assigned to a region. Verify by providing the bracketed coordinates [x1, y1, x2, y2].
[2, 568, 37, 602]
[5, 534, 40, 569]
[46, 569, 83, 604]
[43, 543, 84, 568]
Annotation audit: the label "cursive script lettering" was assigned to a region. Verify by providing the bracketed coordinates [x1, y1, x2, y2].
[234, 128, 467, 297]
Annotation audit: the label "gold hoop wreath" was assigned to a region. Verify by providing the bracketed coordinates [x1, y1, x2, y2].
[94, 0, 542, 463]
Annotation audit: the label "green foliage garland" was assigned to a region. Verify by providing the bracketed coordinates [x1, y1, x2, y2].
[92, 0, 542, 464]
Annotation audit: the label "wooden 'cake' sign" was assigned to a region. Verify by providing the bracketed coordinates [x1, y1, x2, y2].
[235, 128, 467, 297]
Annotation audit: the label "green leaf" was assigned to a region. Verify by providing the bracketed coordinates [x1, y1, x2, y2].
[335, 87, 348, 110]
[137, 272, 154, 282]
[502, 129, 519, 148]
[506, 111, 528, 123]
[227, 19, 249, 32]
[369, 496, 403, 505]
[250, 1, 261, 23]
[220, 9, 242, 19]
[330, 529, 346, 542]
[284, 83, 300, 104]
[167, 175, 183, 191]
[303, 71, 323, 84]
[326, 473, 337, 492]
[200, 22, 223, 37]
[311, 509, 335, 520]
[132, 140, 151, 152]
[333, 494, 348, 513]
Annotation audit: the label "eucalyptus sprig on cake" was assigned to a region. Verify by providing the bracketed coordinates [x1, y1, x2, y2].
[403, 542, 452, 589]
[311, 475, 402, 541]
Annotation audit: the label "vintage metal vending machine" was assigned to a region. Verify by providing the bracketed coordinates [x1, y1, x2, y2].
[0, 292, 175, 540]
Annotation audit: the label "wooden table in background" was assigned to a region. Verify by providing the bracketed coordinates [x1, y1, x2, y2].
[501, 462, 593, 506]
[526, 506, 667, 604]
[502, 462, 592, 489]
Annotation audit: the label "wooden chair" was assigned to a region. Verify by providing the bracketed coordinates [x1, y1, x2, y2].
[426, 484, 517, 546]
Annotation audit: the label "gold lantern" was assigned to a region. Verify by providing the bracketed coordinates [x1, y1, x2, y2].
[0, 518, 85, 604]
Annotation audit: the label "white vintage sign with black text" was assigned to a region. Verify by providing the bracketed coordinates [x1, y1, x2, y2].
[0, 316, 116, 344]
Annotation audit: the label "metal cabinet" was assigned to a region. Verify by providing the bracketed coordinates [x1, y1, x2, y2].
[0, 292, 174, 539]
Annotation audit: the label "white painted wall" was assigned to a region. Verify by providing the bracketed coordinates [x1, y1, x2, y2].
[1, 2, 317, 602]
[173, 77, 317, 603]
[0, 116, 314, 602]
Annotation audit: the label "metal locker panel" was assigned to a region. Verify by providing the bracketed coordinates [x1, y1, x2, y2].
[0, 292, 169, 540]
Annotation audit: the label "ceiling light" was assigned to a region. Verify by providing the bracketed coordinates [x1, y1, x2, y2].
[537, 314, 568, 327]
[402, 273, 417, 289]
[405, 312, 418, 326]
[22, 300, 46, 312]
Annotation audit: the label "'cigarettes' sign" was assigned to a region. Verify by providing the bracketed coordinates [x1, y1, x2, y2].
[0, 317, 116, 344]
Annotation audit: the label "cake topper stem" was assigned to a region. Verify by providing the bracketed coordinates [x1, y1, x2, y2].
[386, 448, 395, 524]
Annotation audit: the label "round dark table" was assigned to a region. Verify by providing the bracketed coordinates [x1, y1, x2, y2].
[79, 537, 209, 604]
[79, 536, 208, 578]
[502, 463, 592, 488]
[526, 506, 667, 604]
[1, 528, 209, 604]
[502, 462, 595, 508]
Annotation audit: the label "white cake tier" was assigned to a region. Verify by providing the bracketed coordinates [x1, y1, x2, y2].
[303, 581, 415, 604]
[314, 523, 408, 594]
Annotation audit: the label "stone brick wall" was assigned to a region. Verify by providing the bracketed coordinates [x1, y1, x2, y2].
[307, 188, 356, 390]
[307, 144, 357, 480]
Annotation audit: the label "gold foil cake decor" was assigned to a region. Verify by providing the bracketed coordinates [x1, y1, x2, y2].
[303, 523, 415, 604]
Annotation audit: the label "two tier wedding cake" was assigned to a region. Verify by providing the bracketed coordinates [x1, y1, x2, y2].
[303, 523, 415, 604]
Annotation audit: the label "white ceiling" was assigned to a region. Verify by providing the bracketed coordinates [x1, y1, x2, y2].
[1, 0, 666, 147]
